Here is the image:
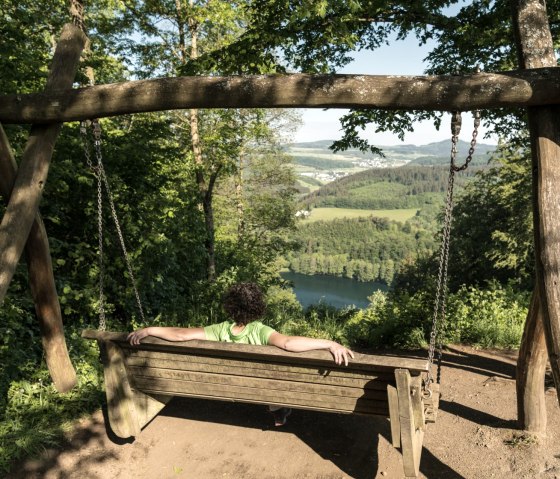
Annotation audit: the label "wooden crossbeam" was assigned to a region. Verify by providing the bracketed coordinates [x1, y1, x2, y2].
[1, 68, 560, 124]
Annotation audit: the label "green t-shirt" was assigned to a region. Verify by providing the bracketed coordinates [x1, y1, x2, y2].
[203, 320, 276, 345]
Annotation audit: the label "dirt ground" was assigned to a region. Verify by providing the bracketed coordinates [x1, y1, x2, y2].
[7, 345, 560, 479]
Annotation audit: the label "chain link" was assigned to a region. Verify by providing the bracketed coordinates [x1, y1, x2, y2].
[80, 120, 106, 331]
[80, 120, 147, 330]
[425, 109, 480, 393]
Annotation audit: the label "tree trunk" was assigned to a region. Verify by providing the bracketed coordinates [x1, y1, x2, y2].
[511, 0, 560, 430]
[0, 23, 86, 304]
[187, 3, 216, 281]
[0, 125, 76, 392]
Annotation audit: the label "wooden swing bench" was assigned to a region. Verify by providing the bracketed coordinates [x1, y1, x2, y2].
[82, 330, 440, 478]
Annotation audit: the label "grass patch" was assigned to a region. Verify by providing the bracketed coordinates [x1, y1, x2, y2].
[504, 433, 538, 448]
[303, 207, 419, 222]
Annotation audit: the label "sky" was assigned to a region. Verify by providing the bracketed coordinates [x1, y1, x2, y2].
[294, 34, 497, 147]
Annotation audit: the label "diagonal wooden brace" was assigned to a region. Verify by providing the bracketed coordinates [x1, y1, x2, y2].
[0, 23, 86, 390]
[0, 125, 76, 392]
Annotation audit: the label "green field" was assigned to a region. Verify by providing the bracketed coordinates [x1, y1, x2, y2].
[302, 207, 419, 222]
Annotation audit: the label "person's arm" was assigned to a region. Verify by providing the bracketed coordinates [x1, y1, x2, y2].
[127, 326, 206, 345]
[267, 332, 354, 366]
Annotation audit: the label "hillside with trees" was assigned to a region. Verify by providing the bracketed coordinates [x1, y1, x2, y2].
[298, 164, 483, 210]
[286, 214, 438, 283]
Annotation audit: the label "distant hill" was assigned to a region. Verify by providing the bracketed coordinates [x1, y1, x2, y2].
[299, 163, 484, 211]
[288, 139, 496, 172]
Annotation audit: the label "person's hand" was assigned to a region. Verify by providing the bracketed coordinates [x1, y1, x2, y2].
[328, 342, 354, 366]
[127, 328, 151, 346]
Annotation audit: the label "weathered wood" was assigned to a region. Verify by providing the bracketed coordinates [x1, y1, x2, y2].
[396, 369, 424, 479]
[516, 287, 548, 433]
[410, 376, 425, 432]
[424, 383, 440, 424]
[133, 377, 389, 415]
[512, 0, 560, 410]
[0, 124, 76, 392]
[125, 355, 395, 389]
[2, 68, 560, 124]
[126, 348, 401, 379]
[82, 330, 429, 373]
[139, 390, 385, 417]
[128, 365, 388, 400]
[131, 391, 171, 431]
[0, 23, 86, 306]
[99, 340, 141, 438]
[387, 384, 401, 448]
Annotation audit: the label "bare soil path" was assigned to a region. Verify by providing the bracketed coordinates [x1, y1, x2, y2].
[7, 345, 560, 479]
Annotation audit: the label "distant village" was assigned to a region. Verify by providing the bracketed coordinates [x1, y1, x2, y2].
[300, 157, 402, 183]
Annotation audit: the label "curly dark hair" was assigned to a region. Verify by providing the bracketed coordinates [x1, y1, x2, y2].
[222, 282, 266, 325]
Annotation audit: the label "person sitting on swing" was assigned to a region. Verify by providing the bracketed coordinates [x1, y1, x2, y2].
[128, 282, 354, 427]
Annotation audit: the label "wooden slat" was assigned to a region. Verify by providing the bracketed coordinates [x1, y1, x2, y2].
[82, 330, 429, 373]
[125, 355, 396, 390]
[132, 376, 387, 414]
[135, 389, 390, 417]
[125, 349, 399, 380]
[410, 376, 425, 432]
[128, 366, 389, 400]
[396, 369, 424, 479]
[387, 384, 401, 448]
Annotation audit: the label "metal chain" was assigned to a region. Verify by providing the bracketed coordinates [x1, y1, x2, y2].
[81, 120, 147, 329]
[80, 120, 106, 331]
[425, 110, 480, 393]
[90, 120, 147, 325]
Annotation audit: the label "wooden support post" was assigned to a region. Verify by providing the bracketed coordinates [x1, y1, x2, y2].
[511, 0, 560, 410]
[0, 23, 86, 305]
[395, 369, 424, 479]
[516, 287, 548, 434]
[99, 340, 141, 438]
[0, 124, 76, 392]
[99, 340, 171, 437]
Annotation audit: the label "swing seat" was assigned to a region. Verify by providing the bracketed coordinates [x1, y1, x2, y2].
[82, 330, 439, 478]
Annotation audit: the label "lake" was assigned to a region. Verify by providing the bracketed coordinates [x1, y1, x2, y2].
[280, 271, 387, 309]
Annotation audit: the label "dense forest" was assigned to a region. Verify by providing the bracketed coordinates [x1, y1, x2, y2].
[286, 213, 438, 283]
[1, 0, 557, 471]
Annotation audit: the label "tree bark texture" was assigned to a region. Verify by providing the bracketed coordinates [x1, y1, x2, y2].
[2, 68, 560, 124]
[511, 0, 560, 424]
[0, 24, 86, 303]
[0, 125, 76, 392]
